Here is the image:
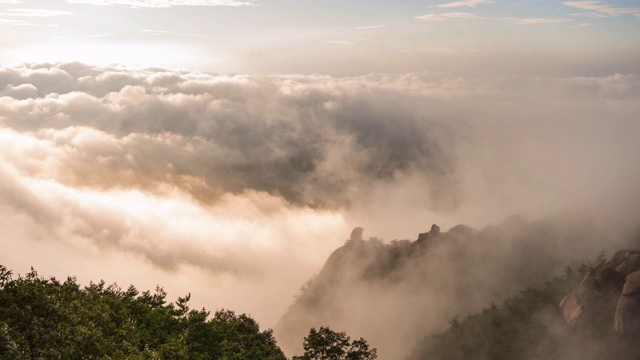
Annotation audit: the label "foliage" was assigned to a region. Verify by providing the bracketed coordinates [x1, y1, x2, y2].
[407, 262, 594, 360]
[0, 265, 286, 360]
[292, 326, 377, 360]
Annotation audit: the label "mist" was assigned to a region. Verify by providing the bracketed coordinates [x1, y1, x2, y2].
[1, 62, 640, 356]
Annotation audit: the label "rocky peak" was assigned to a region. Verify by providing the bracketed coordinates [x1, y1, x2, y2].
[417, 223, 441, 242]
[430, 223, 440, 237]
[350, 227, 363, 241]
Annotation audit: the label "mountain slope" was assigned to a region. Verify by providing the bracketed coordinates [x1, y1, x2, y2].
[276, 216, 630, 359]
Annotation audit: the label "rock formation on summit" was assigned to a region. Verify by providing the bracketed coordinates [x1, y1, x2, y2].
[417, 223, 441, 242]
[350, 227, 364, 241]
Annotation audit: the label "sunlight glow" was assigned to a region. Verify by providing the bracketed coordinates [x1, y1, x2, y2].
[8, 41, 204, 69]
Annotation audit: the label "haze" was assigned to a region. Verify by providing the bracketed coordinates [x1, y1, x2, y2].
[1, 0, 639, 356]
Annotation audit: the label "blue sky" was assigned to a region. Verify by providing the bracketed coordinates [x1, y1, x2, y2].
[0, 0, 638, 75]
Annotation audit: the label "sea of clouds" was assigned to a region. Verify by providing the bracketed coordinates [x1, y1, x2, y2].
[1, 62, 639, 328]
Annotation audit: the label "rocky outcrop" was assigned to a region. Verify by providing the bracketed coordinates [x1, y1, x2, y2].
[560, 249, 640, 339]
[417, 223, 441, 243]
[430, 223, 440, 237]
[615, 270, 640, 337]
[608, 250, 640, 276]
[350, 227, 364, 241]
[559, 262, 621, 330]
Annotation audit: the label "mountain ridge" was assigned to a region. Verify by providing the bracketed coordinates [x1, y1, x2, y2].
[276, 215, 633, 359]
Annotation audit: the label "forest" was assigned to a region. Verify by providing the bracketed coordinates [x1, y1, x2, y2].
[0, 265, 375, 360]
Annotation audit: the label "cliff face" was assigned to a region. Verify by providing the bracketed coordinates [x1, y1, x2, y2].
[276, 216, 619, 359]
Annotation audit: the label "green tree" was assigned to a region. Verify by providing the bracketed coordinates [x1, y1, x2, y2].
[0, 265, 286, 360]
[293, 326, 377, 360]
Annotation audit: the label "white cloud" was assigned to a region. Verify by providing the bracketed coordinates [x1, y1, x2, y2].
[323, 40, 353, 45]
[564, 1, 640, 18]
[66, 0, 254, 7]
[140, 29, 173, 34]
[1, 8, 73, 17]
[416, 47, 459, 53]
[512, 17, 573, 25]
[430, 0, 493, 8]
[353, 24, 388, 30]
[0, 8, 70, 27]
[0, 20, 58, 27]
[1, 62, 640, 332]
[570, 22, 597, 28]
[415, 12, 483, 21]
[1, 83, 37, 99]
[140, 29, 204, 37]
[85, 32, 113, 38]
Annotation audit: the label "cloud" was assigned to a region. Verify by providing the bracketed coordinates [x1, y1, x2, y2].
[353, 25, 388, 30]
[0, 20, 58, 27]
[415, 12, 483, 21]
[430, 0, 493, 8]
[1, 83, 38, 99]
[0, 62, 465, 217]
[66, 0, 255, 7]
[140, 29, 173, 34]
[2, 63, 639, 231]
[564, 1, 640, 18]
[0, 138, 344, 276]
[511, 17, 573, 25]
[0, 8, 70, 27]
[416, 47, 459, 53]
[140, 29, 205, 37]
[0, 8, 73, 17]
[0, 17, 18, 24]
[570, 22, 597, 28]
[323, 40, 353, 46]
[2, 62, 640, 332]
[85, 32, 113, 38]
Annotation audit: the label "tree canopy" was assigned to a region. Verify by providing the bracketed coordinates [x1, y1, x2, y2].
[292, 326, 377, 360]
[0, 265, 286, 360]
[0, 265, 378, 360]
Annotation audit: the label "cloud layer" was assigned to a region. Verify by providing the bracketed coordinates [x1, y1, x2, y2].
[415, 12, 484, 21]
[564, 0, 640, 19]
[1, 62, 640, 329]
[66, 0, 255, 7]
[0, 63, 462, 210]
[430, 0, 493, 9]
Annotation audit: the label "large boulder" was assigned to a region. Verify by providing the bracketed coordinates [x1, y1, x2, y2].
[605, 250, 640, 276]
[560, 264, 624, 330]
[615, 271, 640, 336]
[560, 250, 640, 341]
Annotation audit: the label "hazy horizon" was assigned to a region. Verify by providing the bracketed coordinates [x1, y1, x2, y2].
[1, 0, 640, 356]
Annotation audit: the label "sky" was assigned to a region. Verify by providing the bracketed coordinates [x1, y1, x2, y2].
[1, 0, 640, 351]
[0, 0, 639, 75]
